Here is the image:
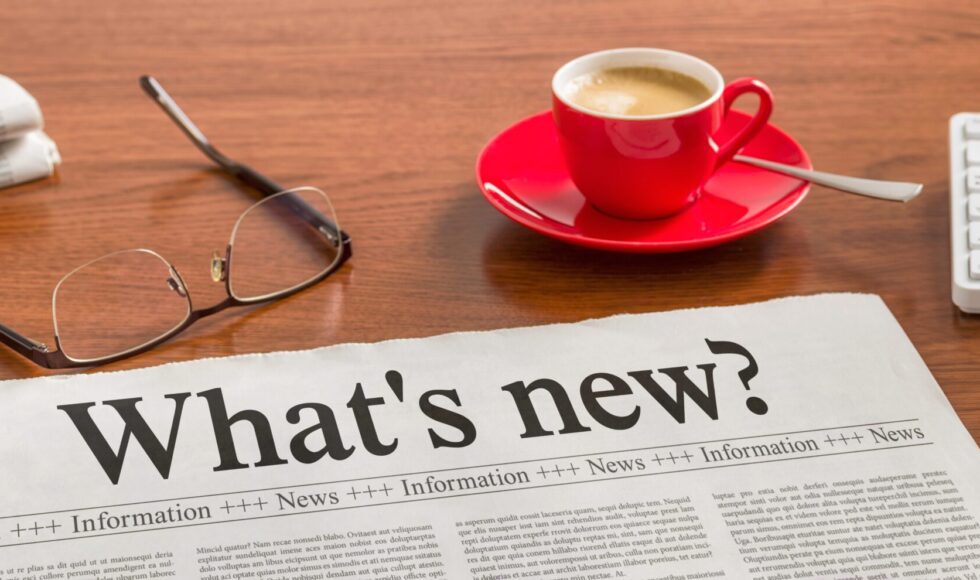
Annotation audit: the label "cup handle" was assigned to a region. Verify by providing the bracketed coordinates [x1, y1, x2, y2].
[714, 77, 774, 168]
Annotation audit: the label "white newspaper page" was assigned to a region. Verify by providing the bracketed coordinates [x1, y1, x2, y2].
[0, 293, 978, 580]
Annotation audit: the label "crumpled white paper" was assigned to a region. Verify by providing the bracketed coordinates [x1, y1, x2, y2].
[0, 131, 61, 189]
[0, 74, 60, 189]
[0, 75, 43, 142]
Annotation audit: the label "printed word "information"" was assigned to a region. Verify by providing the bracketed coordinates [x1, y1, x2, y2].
[73, 503, 212, 533]
[700, 437, 819, 463]
[401, 469, 530, 496]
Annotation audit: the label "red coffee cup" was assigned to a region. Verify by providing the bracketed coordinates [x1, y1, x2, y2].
[552, 48, 774, 220]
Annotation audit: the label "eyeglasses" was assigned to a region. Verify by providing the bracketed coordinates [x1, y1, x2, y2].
[0, 76, 352, 369]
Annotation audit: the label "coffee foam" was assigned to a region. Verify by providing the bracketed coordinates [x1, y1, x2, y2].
[562, 66, 711, 117]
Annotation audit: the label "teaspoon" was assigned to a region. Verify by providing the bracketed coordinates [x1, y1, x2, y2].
[733, 155, 923, 202]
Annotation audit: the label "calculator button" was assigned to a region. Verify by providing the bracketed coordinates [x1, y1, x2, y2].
[968, 142, 980, 166]
[967, 119, 980, 139]
[970, 194, 980, 220]
[972, 251, 980, 280]
[971, 223, 980, 250]
[969, 168, 980, 193]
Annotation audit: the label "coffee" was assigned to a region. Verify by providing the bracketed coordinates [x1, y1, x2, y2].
[562, 66, 711, 116]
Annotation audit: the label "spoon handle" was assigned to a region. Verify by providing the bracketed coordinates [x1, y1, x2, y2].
[733, 155, 923, 202]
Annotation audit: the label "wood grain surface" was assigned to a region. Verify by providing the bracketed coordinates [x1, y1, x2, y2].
[0, 0, 977, 440]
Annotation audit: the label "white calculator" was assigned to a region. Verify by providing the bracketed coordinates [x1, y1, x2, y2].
[949, 113, 980, 313]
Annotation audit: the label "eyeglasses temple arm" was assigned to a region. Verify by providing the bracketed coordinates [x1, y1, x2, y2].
[0, 322, 53, 367]
[138, 76, 348, 245]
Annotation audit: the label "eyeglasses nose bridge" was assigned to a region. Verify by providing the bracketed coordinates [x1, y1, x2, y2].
[211, 251, 227, 282]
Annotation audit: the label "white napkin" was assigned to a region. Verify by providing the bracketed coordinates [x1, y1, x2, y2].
[0, 75, 44, 142]
[0, 75, 59, 188]
[0, 131, 61, 189]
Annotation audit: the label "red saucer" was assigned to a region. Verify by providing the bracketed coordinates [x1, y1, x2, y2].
[476, 110, 812, 252]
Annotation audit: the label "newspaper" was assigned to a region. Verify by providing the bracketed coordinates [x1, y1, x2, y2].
[0, 293, 977, 580]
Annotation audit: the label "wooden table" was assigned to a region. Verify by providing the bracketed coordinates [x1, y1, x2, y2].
[1, 0, 977, 440]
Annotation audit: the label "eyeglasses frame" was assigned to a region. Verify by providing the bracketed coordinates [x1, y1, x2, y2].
[0, 76, 352, 369]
